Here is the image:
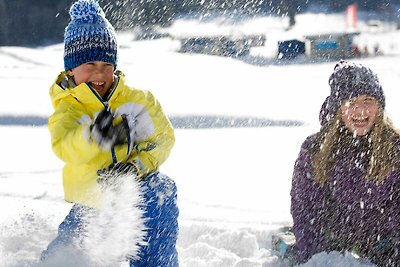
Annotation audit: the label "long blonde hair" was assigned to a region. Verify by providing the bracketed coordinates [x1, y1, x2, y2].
[312, 107, 400, 184]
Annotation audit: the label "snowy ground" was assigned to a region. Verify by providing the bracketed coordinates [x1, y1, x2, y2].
[1, 11, 400, 267]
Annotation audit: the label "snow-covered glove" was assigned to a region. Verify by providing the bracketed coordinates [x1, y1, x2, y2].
[272, 227, 297, 265]
[90, 109, 129, 150]
[97, 162, 138, 186]
[116, 113, 136, 155]
[113, 115, 130, 145]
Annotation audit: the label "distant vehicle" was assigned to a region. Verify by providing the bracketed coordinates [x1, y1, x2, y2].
[180, 37, 220, 55]
[179, 34, 265, 57]
[278, 39, 305, 59]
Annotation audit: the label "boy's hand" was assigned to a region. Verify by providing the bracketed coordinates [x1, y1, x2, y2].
[114, 114, 136, 155]
[113, 115, 130, 145]
[91, 108, 128, 150]
[90, 109, 135, 151]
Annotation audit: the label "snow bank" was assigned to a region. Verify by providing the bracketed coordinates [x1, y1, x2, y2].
[0, 174, 145, 267]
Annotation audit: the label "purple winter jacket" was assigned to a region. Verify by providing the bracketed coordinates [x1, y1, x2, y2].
[291, 132, 400, 266]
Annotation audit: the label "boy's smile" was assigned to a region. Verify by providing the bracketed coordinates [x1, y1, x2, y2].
[89, 81, 108, 97]
[68, 61, 115, 98]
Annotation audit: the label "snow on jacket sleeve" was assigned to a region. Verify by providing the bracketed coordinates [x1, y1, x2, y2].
[49, 97, 106, 165]
[290, 135, 329, 263]
[114, 89, 175, 177]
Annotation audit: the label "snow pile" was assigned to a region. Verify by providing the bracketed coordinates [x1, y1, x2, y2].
[298, 251, 376, 267]
[0, 214, 55, 267]
[178, 224, 273, 266]
[0, 174, 145, 267]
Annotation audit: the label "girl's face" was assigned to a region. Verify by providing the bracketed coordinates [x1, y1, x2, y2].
[68, 61, 114, 97]
[340, 95, 379, 136]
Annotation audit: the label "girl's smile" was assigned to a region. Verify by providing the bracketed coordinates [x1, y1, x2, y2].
[340, 94, 379, 136]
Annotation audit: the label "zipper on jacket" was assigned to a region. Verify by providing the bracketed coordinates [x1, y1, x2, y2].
[86, 74, 121, 164]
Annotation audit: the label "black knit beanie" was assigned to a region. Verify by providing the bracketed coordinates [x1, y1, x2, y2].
[319, 60, 385, 126]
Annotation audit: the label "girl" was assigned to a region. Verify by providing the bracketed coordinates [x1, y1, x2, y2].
[291, 60, 400, 267]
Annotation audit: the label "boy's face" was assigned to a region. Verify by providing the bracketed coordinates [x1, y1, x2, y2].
[68, 61, 115, 97]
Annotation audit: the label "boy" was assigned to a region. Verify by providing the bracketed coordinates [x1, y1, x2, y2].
[42, 0, 179, 265]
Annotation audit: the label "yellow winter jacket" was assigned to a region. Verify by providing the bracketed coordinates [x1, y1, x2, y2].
[48, 71, 175, 207]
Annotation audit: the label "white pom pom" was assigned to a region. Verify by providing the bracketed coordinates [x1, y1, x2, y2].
[69, 0, 105, 22]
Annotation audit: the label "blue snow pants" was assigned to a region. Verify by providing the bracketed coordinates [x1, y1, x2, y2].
[129, 172, 179, 266]
[41, 172, 179, 266]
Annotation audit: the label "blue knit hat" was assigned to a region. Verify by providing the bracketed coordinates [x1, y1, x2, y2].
[319, 60, 385, 126]
[64, 0, 118, 70]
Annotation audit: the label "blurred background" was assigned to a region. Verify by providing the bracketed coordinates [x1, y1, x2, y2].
[0, 0, 398, 47]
